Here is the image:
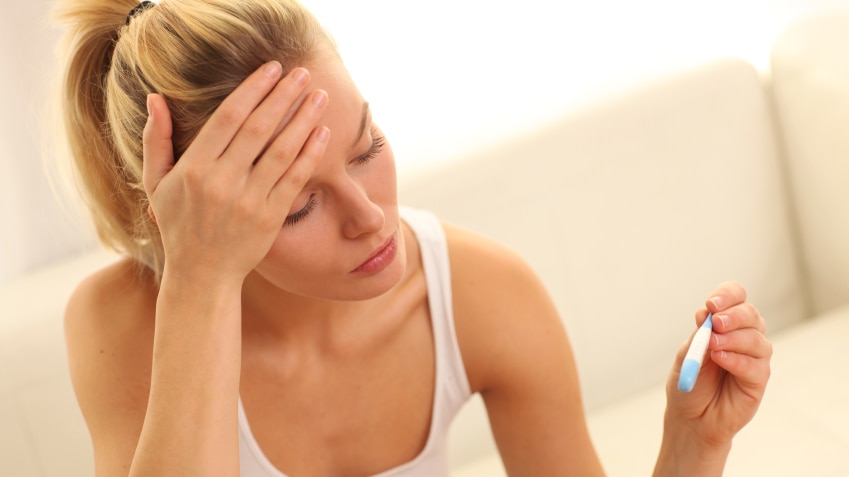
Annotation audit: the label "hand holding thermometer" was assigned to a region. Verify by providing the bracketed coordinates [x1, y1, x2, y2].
[678, 313, 713, 392]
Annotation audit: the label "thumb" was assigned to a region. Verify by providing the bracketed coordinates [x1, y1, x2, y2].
[142, 93, 175, 197]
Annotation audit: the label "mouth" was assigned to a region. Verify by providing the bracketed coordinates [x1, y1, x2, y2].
[351, 233, 398, 274]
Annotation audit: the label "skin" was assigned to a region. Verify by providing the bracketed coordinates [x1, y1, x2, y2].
[64, 51, 772, 477]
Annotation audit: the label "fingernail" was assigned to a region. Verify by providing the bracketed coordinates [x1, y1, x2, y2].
[292, 68, 308, 86]
[316, 126, 329, 143]
[709, 296, 723, 310]
[312, 90, 328, 108]
[264, 61, 283, 78]
[715, 313, 728, 330]
[146, 94, 153, 119]
[712, 333, 723, 348]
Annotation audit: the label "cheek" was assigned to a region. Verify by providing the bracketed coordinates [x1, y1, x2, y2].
[366, 149, 398, 202]
[258, 228, 336, 283]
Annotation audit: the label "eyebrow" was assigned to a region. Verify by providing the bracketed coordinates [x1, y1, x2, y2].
[352, 102, 370, 148]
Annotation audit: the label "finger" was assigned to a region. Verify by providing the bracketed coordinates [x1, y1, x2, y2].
[222, 67, 312, 171]
[711, 303, 766, 334]
[705, 281, 747, 313]
[185, 60, 285, 163]
[711, 328, 772, 360]
[694, 308, 710, 327]
[710, 348, 771, 390]
[142, 93, 175, 196]
[267, 125, 329, 206]
[250, 89, 328, 192]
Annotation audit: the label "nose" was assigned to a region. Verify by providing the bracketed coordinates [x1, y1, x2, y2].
[340, 181, 385, 239]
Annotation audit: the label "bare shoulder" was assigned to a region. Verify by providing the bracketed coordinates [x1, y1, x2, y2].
[65, 258, 157, 473]
[443, 223, 604, 475]
[442, 224, 568, 392]
[65, 257, 158, 351]
[442, 223, 535, 284]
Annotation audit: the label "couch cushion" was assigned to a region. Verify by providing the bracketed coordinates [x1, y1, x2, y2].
[770, 11, 849, 315]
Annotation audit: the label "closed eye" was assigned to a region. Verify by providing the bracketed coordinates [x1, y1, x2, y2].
[351, 133, 385, 166]
[283, 194, 316, 227]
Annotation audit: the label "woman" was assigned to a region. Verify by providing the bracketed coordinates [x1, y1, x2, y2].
[55, 0, 772, 475]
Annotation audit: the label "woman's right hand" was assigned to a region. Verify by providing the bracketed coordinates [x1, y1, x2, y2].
[142, 61, 329, 285]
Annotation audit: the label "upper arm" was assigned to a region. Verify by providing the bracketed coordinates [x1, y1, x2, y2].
[446, 225, 605, 476]
[64, 261, 155, 476]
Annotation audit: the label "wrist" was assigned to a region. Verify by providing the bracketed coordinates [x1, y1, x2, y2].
[157, 264, 245, 321]
[161, 261, 245, 295]
[653, 417, 732, 477]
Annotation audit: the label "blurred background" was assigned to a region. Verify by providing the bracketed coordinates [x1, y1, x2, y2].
[0, 0, 847, 286]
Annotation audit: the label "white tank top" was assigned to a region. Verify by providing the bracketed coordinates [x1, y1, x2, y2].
[237, 207, 473, 476]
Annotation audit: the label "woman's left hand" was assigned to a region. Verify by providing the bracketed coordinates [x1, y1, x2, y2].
[664, 281, 772, 450]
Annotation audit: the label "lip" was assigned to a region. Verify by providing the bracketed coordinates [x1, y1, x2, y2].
[351, 233, 398, 274]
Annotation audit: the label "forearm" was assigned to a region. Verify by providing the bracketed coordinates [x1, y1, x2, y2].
[652, 417, 731, 477]
[130, 269, 244, 477]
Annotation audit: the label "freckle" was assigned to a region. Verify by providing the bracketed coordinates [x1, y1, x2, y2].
[99, 349, 104, 354]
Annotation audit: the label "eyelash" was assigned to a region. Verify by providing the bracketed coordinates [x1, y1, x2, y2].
[282, 133, 385, 227]
[284, 194, 316, 227]
[352, 134, 385, 165]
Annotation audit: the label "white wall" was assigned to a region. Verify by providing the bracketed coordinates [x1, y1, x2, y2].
[0, 0, 96, 286]
[1, 0, 847, 284]
[301, 0, 849, 179]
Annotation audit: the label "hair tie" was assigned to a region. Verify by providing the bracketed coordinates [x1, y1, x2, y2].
[126, 1, 156, 26]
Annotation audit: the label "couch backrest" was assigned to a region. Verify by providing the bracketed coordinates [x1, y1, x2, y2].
[769, 11, 849, 316]
[399, 57, 806, 413]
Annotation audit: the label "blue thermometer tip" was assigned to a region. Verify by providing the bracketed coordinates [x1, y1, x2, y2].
[677, 313, 713, 392]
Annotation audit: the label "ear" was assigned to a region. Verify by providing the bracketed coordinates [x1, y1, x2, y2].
[147, 204, 157, 225]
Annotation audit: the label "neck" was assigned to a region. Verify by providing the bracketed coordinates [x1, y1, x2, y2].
[240, 272, 358, 346]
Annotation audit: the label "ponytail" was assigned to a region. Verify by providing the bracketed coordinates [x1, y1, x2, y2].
[53, 0, 159, 279]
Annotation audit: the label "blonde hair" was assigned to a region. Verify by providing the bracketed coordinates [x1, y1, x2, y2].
[52, 0, 330, 283]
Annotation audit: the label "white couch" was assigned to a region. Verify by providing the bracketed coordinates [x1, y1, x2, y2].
[3, 12, 848, 477]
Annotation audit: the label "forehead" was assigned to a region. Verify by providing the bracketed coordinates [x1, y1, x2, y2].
[289, 54, 371, 186]
[303, 53, 366, 146]
[267, 53, 367, 167]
